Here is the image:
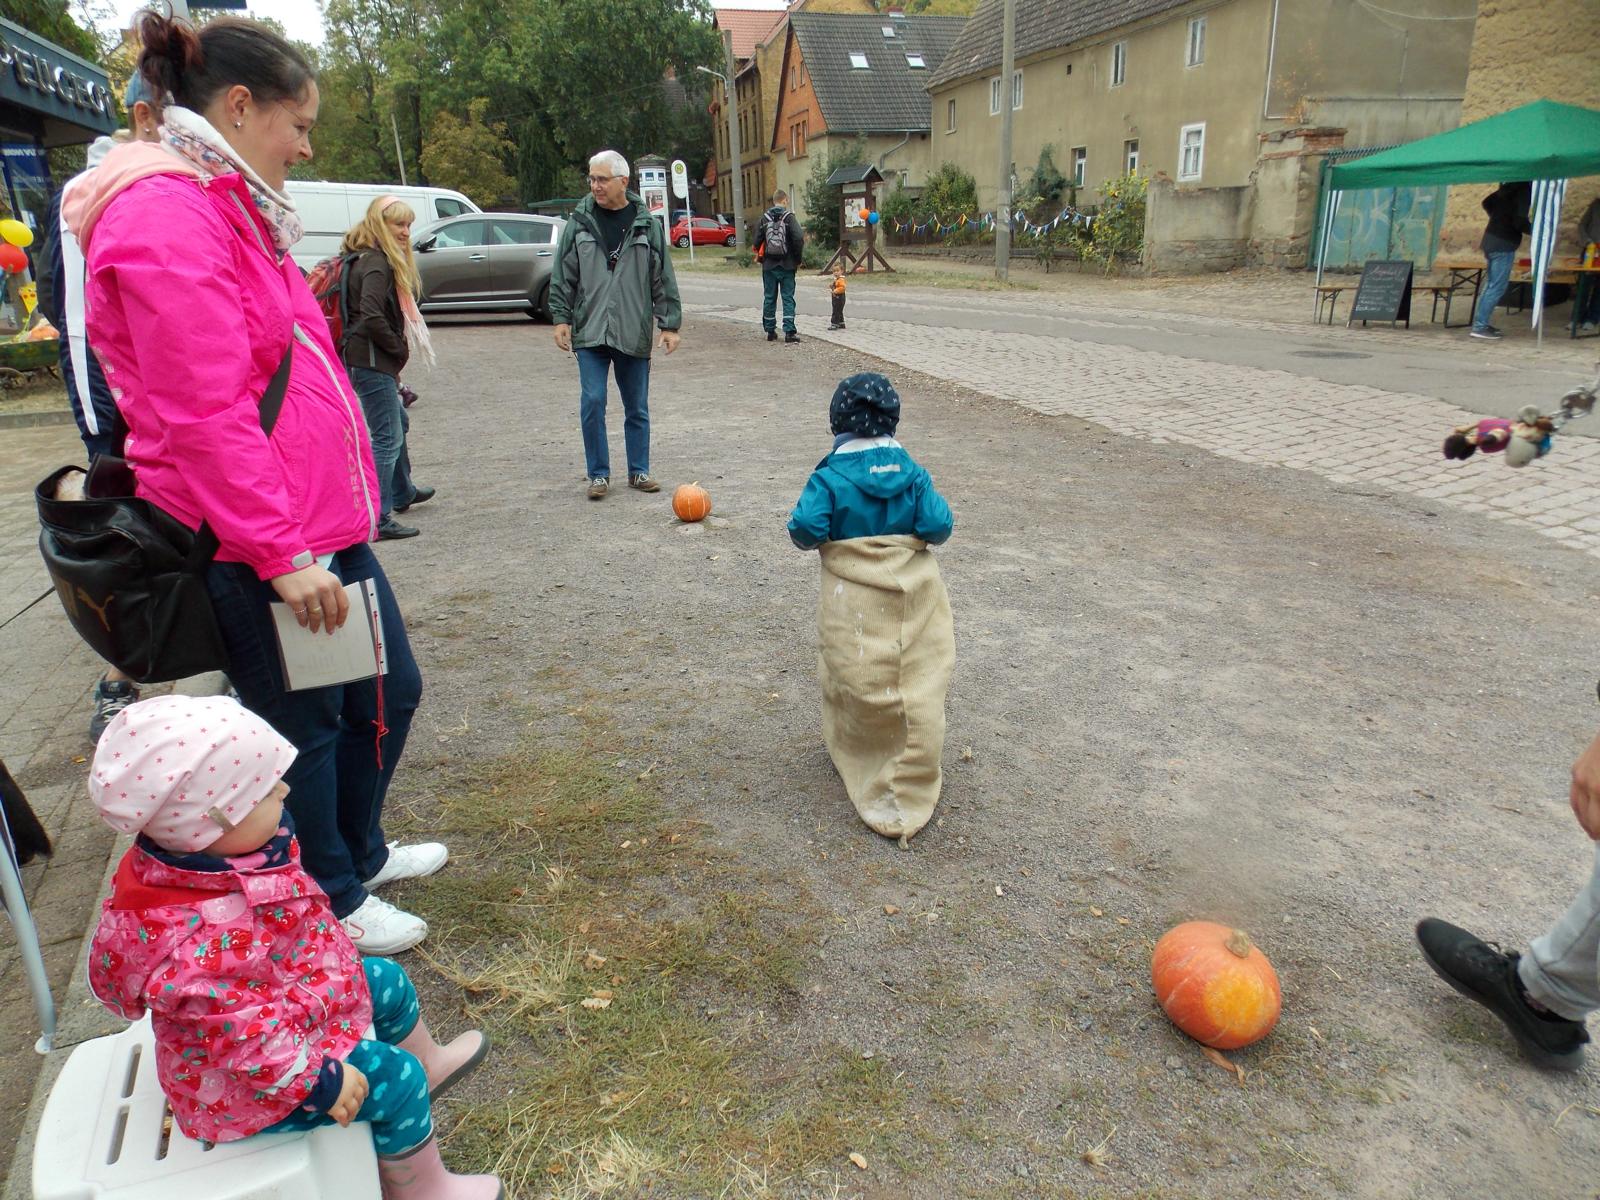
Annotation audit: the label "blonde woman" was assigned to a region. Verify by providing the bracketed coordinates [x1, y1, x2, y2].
[340, 196, 434, 539]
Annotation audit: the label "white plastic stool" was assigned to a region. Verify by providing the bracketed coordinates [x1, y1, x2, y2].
[32, 1016, 380, 1200]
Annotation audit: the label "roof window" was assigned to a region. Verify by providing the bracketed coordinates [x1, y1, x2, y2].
[849, 52, 870, 68]
[882, 25, 896, 36]
[906, 53, 925, 68]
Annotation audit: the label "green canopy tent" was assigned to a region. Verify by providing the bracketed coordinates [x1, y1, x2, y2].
[1318, 100, 1600, 338]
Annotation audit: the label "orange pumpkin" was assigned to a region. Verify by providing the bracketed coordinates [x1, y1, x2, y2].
[1151, 921, 1281, 1050]
[672, 482, 712, 522]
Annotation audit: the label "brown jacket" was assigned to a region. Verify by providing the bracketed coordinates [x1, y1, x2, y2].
[341, 249, 408, 378]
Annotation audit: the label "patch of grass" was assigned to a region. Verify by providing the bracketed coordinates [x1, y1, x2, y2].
[413, 738, 900, 1197]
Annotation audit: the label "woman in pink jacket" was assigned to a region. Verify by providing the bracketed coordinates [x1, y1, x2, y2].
[69, 13, 440, 955]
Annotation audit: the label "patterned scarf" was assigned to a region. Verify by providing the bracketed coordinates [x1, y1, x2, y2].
[375, 194, 435, 368]
[160, 105, 304, 255]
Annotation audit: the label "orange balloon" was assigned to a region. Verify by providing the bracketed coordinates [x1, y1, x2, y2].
[858, 207, 871, 221]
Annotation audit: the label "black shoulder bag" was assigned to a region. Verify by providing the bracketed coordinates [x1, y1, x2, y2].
[34, 345, 294, 683]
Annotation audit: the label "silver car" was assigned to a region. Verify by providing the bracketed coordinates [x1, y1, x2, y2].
[414, 213, 566, 320]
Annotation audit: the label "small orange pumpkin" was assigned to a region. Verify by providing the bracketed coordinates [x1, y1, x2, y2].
[1151, 921, 1281, 1050]
[672, 482, 712, 522]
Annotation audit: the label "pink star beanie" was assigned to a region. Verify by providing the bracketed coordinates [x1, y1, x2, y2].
[89, 694, 297, 853]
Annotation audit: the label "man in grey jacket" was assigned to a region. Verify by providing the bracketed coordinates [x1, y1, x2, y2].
[549, 149, 683, 500]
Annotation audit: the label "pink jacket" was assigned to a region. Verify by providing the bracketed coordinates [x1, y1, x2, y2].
[66, 145, 378, 579]
[88, 842, 372, 1143]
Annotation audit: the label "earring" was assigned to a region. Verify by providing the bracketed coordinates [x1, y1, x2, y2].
[234, 121, 242, 129]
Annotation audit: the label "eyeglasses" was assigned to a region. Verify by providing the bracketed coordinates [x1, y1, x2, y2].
[587, 174, 616, 185]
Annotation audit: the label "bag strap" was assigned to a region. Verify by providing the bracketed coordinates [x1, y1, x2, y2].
[186, 341, 295, 569]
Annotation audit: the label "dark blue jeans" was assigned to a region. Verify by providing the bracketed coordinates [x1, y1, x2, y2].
[1473, 249, 1515, 332]
[576, 345, 650, 480]
[762, 267, 797, 334]
[392, 404, 416, 508]
[351, 367, 403, 520]
[205, 542, 423, 918]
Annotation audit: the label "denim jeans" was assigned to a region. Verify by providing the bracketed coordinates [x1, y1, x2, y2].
[351, 367, 403, 520]
[1473, 249, 1515, 331]
[264, 958, 432, 1155]
[576, 346, 650, 480]
[392, 404, 415, 509]
[205, 541, 423, 918]
[1519, 843, 1600, 1021]
[763, 267, 797, 334]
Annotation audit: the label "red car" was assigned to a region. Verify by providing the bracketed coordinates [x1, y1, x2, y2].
[671, 216, 736, 248]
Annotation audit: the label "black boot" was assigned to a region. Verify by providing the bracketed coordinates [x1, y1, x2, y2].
[1415, 918, 1589, 1070]
[785, 330, 801, 343]
[378, 517, 421, 541]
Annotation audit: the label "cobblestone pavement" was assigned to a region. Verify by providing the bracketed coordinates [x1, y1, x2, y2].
[691, 297, 1600, 558]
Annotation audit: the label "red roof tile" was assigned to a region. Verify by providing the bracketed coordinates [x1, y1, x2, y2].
[714, 8, 788, 60]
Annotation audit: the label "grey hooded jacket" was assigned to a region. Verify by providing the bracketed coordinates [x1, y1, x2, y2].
[548, 192, 682, 358]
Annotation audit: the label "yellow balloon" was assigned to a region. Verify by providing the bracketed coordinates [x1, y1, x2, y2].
[0, 219, 33, 248]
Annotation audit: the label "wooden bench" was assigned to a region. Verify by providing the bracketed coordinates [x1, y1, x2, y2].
[1314, 284, 1346, 325]
[1415, 283, 1467, 326]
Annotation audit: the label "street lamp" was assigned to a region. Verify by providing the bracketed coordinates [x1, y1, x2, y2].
[697, 51, 745, 251]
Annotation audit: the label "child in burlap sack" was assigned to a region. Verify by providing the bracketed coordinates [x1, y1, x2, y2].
[788, 373, 955, 842]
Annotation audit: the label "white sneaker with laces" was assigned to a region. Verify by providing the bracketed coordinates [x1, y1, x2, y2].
[340, 894, 428, 955]
[364, 841, 449, 890]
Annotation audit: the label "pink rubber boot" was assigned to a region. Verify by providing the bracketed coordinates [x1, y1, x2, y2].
[378, 1136, 501, 1200]
[397, 1019, 489, 1098]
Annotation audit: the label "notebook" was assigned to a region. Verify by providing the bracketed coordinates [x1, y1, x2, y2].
[269, 578, 388, 691]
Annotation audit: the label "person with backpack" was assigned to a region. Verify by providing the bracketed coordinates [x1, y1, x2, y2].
[36, 75, 163, 743]
[67, 13, 442, 957]
[756, 189, 804, 344]
[335, 196, 434, 540]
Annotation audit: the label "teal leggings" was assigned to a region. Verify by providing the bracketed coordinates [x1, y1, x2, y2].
[263, 957, 432, 1155]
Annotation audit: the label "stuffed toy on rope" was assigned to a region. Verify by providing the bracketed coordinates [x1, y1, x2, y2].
[1442, 382, 1597, 468]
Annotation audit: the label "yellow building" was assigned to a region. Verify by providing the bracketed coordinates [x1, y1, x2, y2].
[926, 0, 1475, 209]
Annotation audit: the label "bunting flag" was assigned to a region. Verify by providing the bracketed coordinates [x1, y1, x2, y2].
[876, 204, 1097, 241]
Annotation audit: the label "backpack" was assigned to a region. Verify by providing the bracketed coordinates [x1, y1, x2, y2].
[763, 208, 790, 262]
[305, 252, 357, 347]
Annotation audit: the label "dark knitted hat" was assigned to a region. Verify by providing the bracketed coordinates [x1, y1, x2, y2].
[829, 372, 901, 438]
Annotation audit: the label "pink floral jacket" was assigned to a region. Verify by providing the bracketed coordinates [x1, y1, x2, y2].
[88, 841, 372, 1142]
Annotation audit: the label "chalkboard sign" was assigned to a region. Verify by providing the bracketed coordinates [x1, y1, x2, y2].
[1348, 259, 1413, 327]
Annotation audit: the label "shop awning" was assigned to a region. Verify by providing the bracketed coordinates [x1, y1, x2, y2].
[0, 17, 117, 146]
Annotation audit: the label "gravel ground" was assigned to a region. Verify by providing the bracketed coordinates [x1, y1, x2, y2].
[180, 312, 1600, 1195]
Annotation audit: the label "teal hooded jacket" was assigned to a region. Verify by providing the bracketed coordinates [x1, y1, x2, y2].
[788, 436, 953, 550]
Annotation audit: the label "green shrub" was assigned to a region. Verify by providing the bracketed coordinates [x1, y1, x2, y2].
[733, 249, 755, 268]
[919, 162, 979, 221]
[1086, 172, 1146, 274]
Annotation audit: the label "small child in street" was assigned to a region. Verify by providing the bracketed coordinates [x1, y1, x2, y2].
[788, 374, 955, 843]
[86, 694, 500, 1200]
[829, 264, 847, 330]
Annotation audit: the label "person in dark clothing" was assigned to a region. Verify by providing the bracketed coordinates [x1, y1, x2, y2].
[1471, 181, 1532, 341]
[339, 195, 434, 540]
[1576, 197, 1600, 333]
[756, 189, 805, 343]
[35, 74, 163, 743]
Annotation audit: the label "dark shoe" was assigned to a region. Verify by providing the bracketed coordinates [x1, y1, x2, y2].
[828, 322, 843, 330]
[785, 331, 801, 343]
[395, 486, 435, 513]
[1469, 327, 1503, 340]
[628, 473, 661, 493]
[766, 330, 777, 342]
[587, 477, 609, 501]
[377, 517, 420, 540]
[90, 677, 140, 743]
[1415, 918, 1589, 1070]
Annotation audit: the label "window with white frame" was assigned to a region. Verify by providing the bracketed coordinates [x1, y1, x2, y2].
[906, 53, 925, 69]
[1124, 138, 1139, 174]
[1187, 17, 1206, 67]
[1179, 123, 1205, 180]
[849, 52, 869, 69]
[1071, 146, 1086, 187]
[990, 76, 1002, 114]
[1012, 68, 1024, 110]
[1111, 40, 1126, 87]
[946, 97, 957, 132]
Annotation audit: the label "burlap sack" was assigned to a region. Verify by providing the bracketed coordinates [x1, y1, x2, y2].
[817, 535, 955, 841]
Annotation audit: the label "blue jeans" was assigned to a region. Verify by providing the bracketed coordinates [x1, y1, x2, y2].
[392, 405, 415, 508]
[1473, 249, 1515, 331]
[576, 346, 650, 480]
[351, 367, 403, 520]
[264, 958, 432, 1156]
[763, 267, 797, 334]
[205, 541, 423, 918]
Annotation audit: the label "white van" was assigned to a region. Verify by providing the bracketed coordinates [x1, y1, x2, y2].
[286, 181, 481, 264]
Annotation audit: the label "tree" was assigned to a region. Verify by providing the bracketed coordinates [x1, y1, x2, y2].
[421, 99, 517, 206]
[801, 137, 865, 249]
[3, 0, 100, 59]
[920, 161, 978, 218]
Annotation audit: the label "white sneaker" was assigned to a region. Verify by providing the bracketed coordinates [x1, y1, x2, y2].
[340, 894, 428, 955]
[363, 841, 449, 890]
